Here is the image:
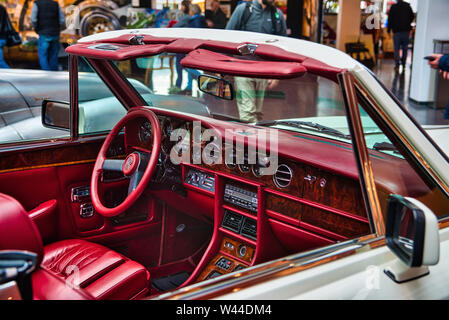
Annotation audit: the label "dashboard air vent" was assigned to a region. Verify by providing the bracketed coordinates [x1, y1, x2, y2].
[241, 217, 257, 240]
[273, 164, 293, 188]
[222, 210, 243, 233]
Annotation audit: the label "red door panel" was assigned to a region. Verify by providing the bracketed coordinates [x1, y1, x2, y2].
[0, 136, 162, 251]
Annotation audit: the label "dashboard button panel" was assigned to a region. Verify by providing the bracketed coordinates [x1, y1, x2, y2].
[185, 169, 215, 193]
[216, 257, 233, 270]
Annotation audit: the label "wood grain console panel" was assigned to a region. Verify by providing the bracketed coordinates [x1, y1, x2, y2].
[266, 193, 302, 221]
[0, 141, 101, 174]
[197, 236, 254, 282]
[200, 151, 367, 218]
[192, 139, 370, 239]
[197, 254, 249, 282]
[220, 237, 255, 264]
[0, 135, 125, 174]
[301, 167, 367, 218]
[301, 205, 370, 238]
[266, 192, 370, 238]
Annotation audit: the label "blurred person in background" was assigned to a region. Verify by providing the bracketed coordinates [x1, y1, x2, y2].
[205, 0, 226, 29]
[226, 0, 286, 36]
[31, 0, 65, 71]
[172, 0, 192, 92]
[177, 4, 205, 95]
[387, 0, 414, 72]
[173, 0, 192, 27]
[226, 0, 286, 123]
[0, 3, 12, 68]
[187, 3, 206, 28]
[428, 54, 449, 120]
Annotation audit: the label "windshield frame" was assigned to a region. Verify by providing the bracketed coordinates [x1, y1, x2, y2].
[353, 75, 449, 204]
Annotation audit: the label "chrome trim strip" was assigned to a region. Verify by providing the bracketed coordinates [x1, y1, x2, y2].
[353, 79, 449, 199]
[339, 72, 385, 236]
[152, 238, 371, 300]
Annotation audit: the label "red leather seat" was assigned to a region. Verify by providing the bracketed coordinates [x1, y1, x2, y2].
[0, 193, 150, 300]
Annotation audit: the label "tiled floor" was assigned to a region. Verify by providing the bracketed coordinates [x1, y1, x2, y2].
[373, 57, 447, 125]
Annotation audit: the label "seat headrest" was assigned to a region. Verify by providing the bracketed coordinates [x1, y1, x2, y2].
[0, 193, 43, 265]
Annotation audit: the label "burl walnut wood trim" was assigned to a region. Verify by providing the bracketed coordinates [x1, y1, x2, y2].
[220, 236, 255, 264]
[266, 192, 302, 221]
[300, 205, 370, 239]
[265, 191, 370, 239]
[0, 135, 125, 174]
[199, 147, 368, 218]
[0, 140, 102, 174]
[197, 254, 249, 282]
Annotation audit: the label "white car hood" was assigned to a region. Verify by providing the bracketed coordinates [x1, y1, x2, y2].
[271, 116, 449, 159]
[422, 125, 449, 157]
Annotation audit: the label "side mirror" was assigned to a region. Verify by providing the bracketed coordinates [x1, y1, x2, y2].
[384, 194, 440, 283]
[42, 100, 70, 131]
[198, 75, 233, 100]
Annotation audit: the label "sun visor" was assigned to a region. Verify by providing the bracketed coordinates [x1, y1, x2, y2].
[66, 43, 167, 60]
[180, 49, 307, 79]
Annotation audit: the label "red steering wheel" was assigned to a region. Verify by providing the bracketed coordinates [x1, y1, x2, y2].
[91, 108, 161, 217]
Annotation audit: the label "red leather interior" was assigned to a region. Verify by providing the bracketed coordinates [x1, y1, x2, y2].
[181, 49, 307, 79]
[65, 42, 167, 60]
[84, 260, 150, 300]
[29, 199, 58, 242]
[32, 268, 95, 300]
[0, 166, 65, 244]
[66, 34, 343, 81]
[0, 192, 150, 300]
[0, 193, 44, 264]
[268, 218, 334, 253]
[38, 239, 150, 300]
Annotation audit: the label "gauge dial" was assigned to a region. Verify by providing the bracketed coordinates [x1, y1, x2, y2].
[238, 163, 251, 173]
[139, 120, 152, 144]
[224, 146, 236, 169]
[163, 119, 174, 138]
[171, 123, 190, 157]
[252, 164, 262, 177]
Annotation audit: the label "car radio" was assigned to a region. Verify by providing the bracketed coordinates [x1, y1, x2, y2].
[224, 184, 258, 212]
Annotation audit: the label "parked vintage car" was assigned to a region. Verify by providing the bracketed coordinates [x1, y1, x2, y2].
[0, 68, 210, 142]
[0, 28, 448, 301]
[3, 0, 129, 62]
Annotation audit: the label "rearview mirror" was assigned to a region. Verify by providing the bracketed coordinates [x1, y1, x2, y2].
[198, 75, 233, 100]
[42, 100, 70, 131]
[384, 194, 439, 283]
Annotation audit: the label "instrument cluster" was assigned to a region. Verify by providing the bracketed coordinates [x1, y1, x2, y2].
[137, 116, 189, 154]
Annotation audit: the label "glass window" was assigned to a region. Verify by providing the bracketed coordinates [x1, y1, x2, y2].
[78, 58, 127, 135]
[0, 78, 70, 145]
[115, 53, 350, 142]
[357, 96, 449, 220]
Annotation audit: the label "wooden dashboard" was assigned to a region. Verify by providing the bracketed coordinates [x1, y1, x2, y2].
[175, 118, 372, 281]
[187, 151, 371, 240]
[112, 112, 376, 282]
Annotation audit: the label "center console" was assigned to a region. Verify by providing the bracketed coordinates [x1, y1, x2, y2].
[224, 184, 258, 213]
[222, 210, 257, 240]
[183, 166, 261, 282]
[197, 236, 255, 281]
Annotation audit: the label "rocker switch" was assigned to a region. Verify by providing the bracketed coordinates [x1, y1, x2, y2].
[80, 203, 94, 219]
[71, 186, 90, 203]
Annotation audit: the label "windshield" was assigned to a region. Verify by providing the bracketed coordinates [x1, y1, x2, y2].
[117, 54, 346, 124]
[108, 53, 405, 159]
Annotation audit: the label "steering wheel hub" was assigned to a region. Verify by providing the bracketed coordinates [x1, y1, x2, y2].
[123, 153, 140, 176]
